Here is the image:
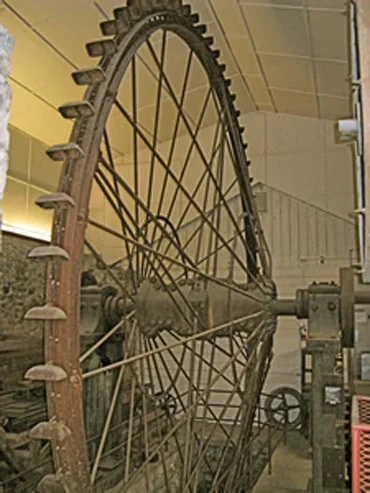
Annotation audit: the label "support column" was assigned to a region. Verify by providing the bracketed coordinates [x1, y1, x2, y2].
[307, 283, 347, 493]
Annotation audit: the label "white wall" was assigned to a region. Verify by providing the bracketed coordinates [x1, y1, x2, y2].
[241, 111, 355, 220]
[255, 182, 356, 393]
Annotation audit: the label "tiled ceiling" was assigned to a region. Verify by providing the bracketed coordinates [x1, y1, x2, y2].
[1, 0, 351, 154]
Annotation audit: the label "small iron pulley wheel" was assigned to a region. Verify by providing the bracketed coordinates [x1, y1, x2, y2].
[265, 386, 303, 429]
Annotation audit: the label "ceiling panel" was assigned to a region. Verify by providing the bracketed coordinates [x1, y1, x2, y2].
[188, 0, 214, 23]
[260, 54, 315, 92]
[271, 89, 319, 118]
[309, 10, 348, 60]
[240, 0, 304, 5]
[35, 5, 104, 68]
[307, 0, 345, 9]
[229, 75, 255, 114]
[211, 1, 248, 36]
[3, 9, 76, 92]
[315, 60, 350, 97]
[245, 76, 272, 107]
[241, 5, 310, 57]
[5, 0, 91, 26]
[227, 36, 261, 76]
[319, 95, 351, 120]
[9, 80, 72, 145]
[1, 0, 354, 156]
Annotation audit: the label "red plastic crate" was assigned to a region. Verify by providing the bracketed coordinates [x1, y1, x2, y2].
[352, 395, 370, 492]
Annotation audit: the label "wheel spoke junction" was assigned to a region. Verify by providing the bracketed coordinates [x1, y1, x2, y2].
[20, 2, 278, 492]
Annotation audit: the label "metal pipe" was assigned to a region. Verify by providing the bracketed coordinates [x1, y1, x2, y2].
[269, 299, 297, 316]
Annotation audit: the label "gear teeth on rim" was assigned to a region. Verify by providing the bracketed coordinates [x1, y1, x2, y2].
[30, 420, 72, 442]
[24, 303, 67, 321]
[47, 143, 84, 161]
[101, 19, 129, 36]
[72, 66, 106, 86]
[59, 100, 95, 119]
[180, 5, 191, 16]
[195, 24, 207, 35]
[35, 192, 76, 210]
[25, 364, 68, 382]
[203, 36, 214, 47]
[86, 39, 117, 57]
[28, 246, 70, 262]
[114, 7, 132, 23]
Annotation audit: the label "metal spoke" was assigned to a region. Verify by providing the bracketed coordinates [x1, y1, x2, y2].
[132, 56, 140, 281]
[146, 41, 255, 272]
[112, 96, 251, 279]
[143, 30, 167, 275]
[87, 222, 265, 304]
[84, 238, 134, 301]
[143, 48, 194, 277]
[104, 129, 136, 280]
[93, 169, 201, 330]
[149, 87, 214, 267]
[82, 311, 265, 379]
[79, 311, 135, 364]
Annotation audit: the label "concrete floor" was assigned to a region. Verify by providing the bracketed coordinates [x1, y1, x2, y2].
[253, 431, 311, 493]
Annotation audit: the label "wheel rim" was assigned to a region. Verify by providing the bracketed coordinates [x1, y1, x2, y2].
[265, 387, 303, 430]
[25, 2, 275, 492]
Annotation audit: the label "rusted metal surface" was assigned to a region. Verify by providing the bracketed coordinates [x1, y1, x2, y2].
[27, 246, 70, 262]
[25, 365, 68, 382]
[24, 304, 67, 321]
[35, 192, 76, 210]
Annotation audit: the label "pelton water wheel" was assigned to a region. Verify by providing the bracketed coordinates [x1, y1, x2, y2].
[22, 1, 277, 491]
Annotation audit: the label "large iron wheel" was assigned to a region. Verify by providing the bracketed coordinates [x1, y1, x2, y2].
[23, 1, 276, 492]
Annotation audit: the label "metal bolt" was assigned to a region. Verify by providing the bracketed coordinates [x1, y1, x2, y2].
[327, 301, 336, 311]
[311, 304, 318, 312]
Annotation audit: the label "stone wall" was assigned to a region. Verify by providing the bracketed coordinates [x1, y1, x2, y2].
[0, 232, 45, 338]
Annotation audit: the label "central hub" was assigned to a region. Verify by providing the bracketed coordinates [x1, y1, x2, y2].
[135, 278, 276, 337]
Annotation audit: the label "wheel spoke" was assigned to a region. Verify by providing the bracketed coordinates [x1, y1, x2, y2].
[112, 96, 252, 280]
[41, 8, 275, 492]
[82, 311, 265, 380]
